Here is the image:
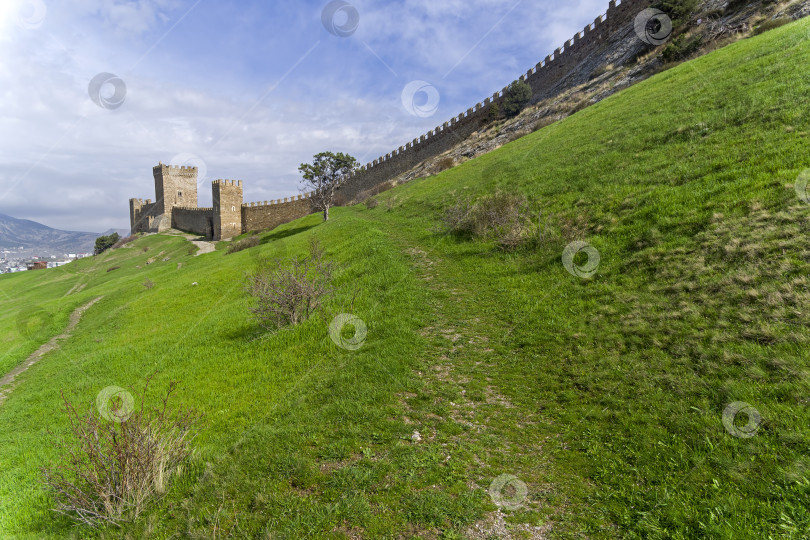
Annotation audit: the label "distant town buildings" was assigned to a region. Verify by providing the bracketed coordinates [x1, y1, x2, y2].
[0, 252, 90, 274]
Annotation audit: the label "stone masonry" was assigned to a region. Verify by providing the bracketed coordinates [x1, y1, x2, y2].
[129, 0, 651, 241]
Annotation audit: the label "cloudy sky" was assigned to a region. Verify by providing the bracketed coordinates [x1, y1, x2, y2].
[0, 0, 607, 232]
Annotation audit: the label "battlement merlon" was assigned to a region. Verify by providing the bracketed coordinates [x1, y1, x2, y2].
[153, 163, 199, 172]
[212, 179, 243, 187]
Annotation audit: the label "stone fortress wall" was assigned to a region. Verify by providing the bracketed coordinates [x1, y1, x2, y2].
[242, 193, 315, 233]
[129, 164, 316, 241]
[172, 206, 214, 238]
[129, 0, 651, 241]
[333, 0, 651, 203]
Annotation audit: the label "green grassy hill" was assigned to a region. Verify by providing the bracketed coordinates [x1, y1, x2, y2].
[2, 18, 810, 539]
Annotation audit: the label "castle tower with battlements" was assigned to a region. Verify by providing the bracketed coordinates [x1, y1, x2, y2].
[129, 1, 652, 242]
[153, 163, 199, 217]
[212, 180, 244, 240]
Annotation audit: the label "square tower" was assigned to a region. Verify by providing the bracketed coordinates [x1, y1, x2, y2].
[153, 163, 199, 216]
[212, 180, 243, 240]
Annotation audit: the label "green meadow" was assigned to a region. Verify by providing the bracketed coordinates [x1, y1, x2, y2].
[1, 18, 810, 539]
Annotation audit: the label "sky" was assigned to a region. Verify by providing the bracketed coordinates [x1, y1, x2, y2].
[0, 0, 609, 232]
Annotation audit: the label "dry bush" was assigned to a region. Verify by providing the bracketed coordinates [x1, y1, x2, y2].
[112, 235, 137, 249]
[567, 98, 590, 114]
[505, 128, 531, 143]
[533, 117, 556, 132]
[226, 235, 260, 255]
[41, 377, 200, 527]
[365, 197, 379, 209]
[244, 238, 334, 329]
[143, 278, 154, 289]
[333, 192, 350, 207]
[442, 191, 533, 250]
[357, 180, 396, 203]
[753, 17, 790, 35]
[432, 157, 455, 174]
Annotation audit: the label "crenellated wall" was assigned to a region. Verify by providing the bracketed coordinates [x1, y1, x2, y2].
[335, 0, 651, 204]
[130, 0, 653, 240]
[242, 193, 314, 233]
[172, 206, 214, 237]
[129, 198, 161, 234]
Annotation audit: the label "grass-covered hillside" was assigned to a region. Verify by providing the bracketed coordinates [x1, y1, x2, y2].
[2, 18, 810, 539]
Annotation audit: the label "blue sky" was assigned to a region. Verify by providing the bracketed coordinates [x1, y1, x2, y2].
[0, 0, 607, 232]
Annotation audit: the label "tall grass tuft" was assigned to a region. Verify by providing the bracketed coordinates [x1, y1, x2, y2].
[41, 376, 200, 528]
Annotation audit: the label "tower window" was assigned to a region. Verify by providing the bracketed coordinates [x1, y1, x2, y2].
[178, 191, 183, 197]
[231, 206, 236, 212]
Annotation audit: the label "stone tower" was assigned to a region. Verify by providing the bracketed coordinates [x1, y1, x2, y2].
[212, 180, 243, 240]
[153, 163, 199, 216]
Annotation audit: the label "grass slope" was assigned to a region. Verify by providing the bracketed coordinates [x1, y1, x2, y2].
[2, 19, 810, 539]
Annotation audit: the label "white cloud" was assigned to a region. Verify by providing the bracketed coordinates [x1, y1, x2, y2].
[0, 0, 616, 232]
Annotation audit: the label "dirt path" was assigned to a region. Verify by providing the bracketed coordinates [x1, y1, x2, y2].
[0, 296, 103, 406]
[190, 238, 216, 256]
[167, 231, 216, 256]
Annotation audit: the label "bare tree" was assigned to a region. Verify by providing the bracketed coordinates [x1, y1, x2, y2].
[298, 152, 358, 221]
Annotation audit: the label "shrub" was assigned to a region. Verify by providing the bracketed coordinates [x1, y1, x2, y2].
[653, 0, 698, 25]
[94, 233, 120, 255]
[365, 197, 379, 209]
[356, 180, 396, 204]
[441, 191, 533, 250]
[433, 157, 455, 174]
[112, 235, 136, 249]
[244, 239, 334, 329]
[754, 18, 790, 36]
[227, 235, 260, 255]
[662, 34, 703, 62]
[106, 266, 120, 273]
[143, 278, 154, 289]
[487, 103, 501, 122]
[533, 117, 556, 132]
[41, 377, 200, 527]
[502, 80, 533, 118]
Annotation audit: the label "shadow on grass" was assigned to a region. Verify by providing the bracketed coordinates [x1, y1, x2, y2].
[260, 224, 318, 245]
[219, 322, 267, 342]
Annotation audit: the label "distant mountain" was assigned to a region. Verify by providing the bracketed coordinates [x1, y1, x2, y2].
[0, 213, 108, 253]
[101, 228, 131, 238]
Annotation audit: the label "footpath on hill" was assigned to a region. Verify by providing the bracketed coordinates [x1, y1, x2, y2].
[361, 210, 559, 538]
[0, 297, 103, 407]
